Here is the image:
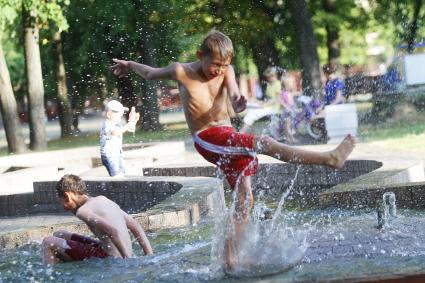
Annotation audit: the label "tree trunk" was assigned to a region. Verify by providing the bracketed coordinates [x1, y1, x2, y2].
[23, 7, 47, 150]
[117, 75, 138, 122]
[288, 0, 322, 98]
[407, 0, 423, 54]
[322, 0, 340, 63]
[0, 40, 27, 154]
[117, 75, 137, 108]
[250, 37, 281, 93]
[132, 0, 161, 132]
[52, 31, 73, 137]
[248, 0, 282, 92]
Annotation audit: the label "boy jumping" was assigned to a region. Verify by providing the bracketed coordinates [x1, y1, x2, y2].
[42, 174, 153, 265]
[111, 30, 355, 271]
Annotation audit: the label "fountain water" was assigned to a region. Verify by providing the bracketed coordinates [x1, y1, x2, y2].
[1, 160, 425, 282]
[377, 192, 397, 229]
[219, 165, 308, 277]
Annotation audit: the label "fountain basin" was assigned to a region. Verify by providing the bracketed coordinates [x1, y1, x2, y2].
[320, 161, 425, 208]
[144, 160, 383, 207]
[2, 158, 425, 282]
[0, 176, 222, 249]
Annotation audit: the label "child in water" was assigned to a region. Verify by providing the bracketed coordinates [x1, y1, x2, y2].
[42, 174, 152, 265]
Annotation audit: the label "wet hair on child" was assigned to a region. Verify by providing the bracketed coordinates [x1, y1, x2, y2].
[56, 174, 88, 197]
[200, 30, 234, 60]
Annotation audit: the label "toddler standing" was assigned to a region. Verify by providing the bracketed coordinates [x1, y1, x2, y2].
[100, 100, 139, 177]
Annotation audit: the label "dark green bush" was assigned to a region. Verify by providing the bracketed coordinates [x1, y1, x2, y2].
[407, 92, 425, 111]
[369, 91, 405, 123]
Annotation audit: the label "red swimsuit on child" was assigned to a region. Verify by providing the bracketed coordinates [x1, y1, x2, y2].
[193, 125, 258, 189]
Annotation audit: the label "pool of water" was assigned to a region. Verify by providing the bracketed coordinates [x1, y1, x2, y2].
[2, 208, 425, 282]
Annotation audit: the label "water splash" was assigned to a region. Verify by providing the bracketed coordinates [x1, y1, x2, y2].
[271, 165, 301, 229]
[210, 164, 308, 277]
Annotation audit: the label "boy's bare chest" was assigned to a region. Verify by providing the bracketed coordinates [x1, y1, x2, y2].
[180, 79, 224, 101]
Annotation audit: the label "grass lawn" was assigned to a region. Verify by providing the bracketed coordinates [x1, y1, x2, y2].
[48, 123, 190, 150]
[358, 103, 425, 151]
[1, 102, 424, 157]
[0, 123, 191, 156]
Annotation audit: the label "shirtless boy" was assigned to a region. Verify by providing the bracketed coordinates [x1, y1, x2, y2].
[111, 30, 355, 271]
[42, 174, 153, 265]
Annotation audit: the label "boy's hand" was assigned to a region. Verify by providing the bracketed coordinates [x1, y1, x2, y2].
[231, 95, 247, 113]
[111, 59, 131, 78]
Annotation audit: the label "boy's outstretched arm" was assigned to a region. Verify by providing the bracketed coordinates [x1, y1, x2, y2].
[224, 65, 247, 113]
[76, 209, 131, 258]
[112, 59, 178, 81]
[124, 213, 153, 255]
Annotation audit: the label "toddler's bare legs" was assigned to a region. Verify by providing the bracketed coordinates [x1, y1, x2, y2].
[256, 134, 356, 169]
[224, 175, 253, 272]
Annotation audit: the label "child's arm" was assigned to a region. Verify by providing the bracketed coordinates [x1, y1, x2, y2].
[224, 65, 247, 113]
[76, 209, 132, 258]
[110, 119, 138, 136]
[331, 89, 345, 105]
[109, 109, 140, 136]
[124, 213, 153, 255]
[112, 59, 179, 81]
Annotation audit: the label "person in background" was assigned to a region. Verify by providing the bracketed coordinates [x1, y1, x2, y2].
[323, 63, 346, 106]
[279, 73, 299, 144]
[100, 100, 139, 177]
[240, 67, 282, 133]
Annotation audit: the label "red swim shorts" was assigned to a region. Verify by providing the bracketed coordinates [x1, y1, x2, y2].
[65, 233, 109, 261]
[193, 126, 258, 189]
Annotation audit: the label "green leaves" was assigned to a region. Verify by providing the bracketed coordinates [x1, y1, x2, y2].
[0, 0, 19, 31]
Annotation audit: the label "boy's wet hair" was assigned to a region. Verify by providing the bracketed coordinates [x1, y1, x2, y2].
[200, 30, 234, 60]
[56, 174, 88, 197]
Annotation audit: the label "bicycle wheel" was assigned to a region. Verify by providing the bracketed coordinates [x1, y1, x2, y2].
[307, 119, 326, 140]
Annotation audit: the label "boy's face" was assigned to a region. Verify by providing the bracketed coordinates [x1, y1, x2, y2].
[198, 52, 232, 80]
[58, 192, 79, 213]
[106, 110, 124, 123]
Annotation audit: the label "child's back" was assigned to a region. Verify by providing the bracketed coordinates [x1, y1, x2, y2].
[76, 196, 133, 258]
[42, 174, 152, 265]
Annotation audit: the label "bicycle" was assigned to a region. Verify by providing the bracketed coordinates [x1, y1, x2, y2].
[267, 95, 326, 142]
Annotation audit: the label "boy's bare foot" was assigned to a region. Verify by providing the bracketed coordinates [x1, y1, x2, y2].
[328, 134, 356, 169]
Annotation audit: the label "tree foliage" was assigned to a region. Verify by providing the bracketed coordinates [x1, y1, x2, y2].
[0, 0, 413, 148]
